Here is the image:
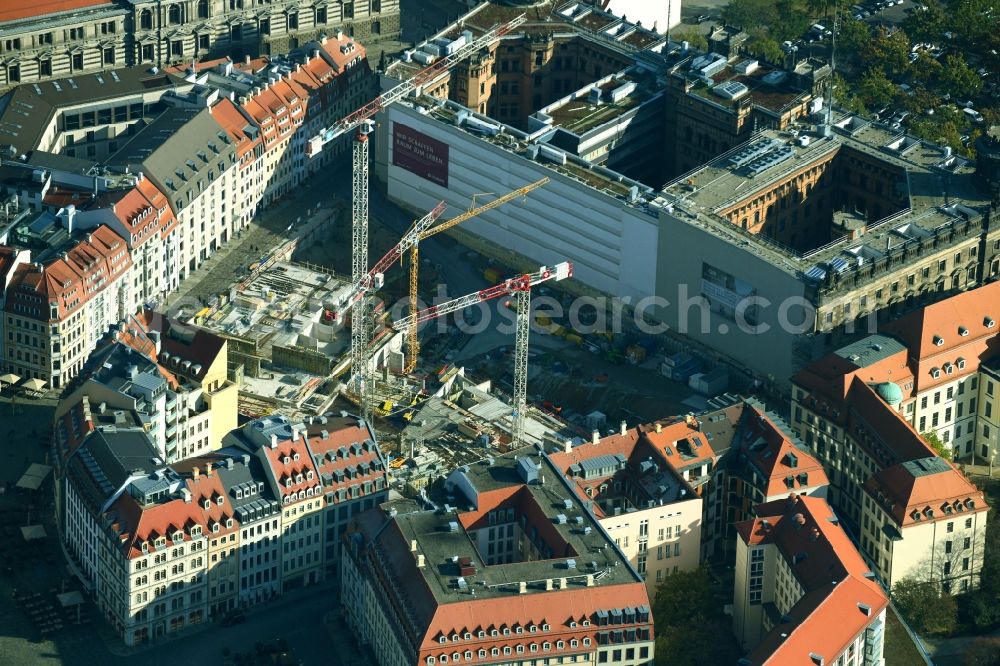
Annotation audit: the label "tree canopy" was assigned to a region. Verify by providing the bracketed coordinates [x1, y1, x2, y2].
[893, 577, 958, 636]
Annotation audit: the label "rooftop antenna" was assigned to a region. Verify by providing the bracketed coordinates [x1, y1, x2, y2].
[821, 6, 838, 137]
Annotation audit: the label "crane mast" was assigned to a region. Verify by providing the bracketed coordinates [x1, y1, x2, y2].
[307, 14, 526, 422]
[405, 178, 549, 372]
[392, 262, 573, 448]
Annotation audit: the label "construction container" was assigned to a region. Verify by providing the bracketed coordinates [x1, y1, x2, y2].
[689, 367, 729, 395]
[662, 352, 702, 382]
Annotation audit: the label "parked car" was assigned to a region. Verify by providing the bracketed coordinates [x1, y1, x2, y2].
[221, 610, 246, 627]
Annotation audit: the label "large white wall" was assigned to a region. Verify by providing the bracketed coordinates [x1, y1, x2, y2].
[602, 0, 682, 32]
[374, 104, 660, 302]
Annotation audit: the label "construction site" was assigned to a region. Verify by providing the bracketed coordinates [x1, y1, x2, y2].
[158, 9, 755, 500]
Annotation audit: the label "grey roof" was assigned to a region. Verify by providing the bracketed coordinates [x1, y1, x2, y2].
[215, 454, 280, 523]
[73, 426, 161, 498]
[833, 334, 907, 368]
[106, 105, 235, 214]
[901, 456, 952, 478]
[0, 67, 184, 154]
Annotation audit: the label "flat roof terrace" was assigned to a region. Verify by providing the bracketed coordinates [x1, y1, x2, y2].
[402, 453, 641, 604]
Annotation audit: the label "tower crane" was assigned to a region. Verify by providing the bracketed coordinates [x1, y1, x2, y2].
[304, 13, 526, 421]
[392, 262, 573, 447]
[404, 177, 549, 373]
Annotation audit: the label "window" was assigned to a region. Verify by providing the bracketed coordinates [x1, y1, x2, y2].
[7, 65, 19, 83]
[168, 4, 182, 24]
[71, 53, 84, 71]
[39, 58, 51, 76]
[103, 47, 115, 65]
[198, 0, 209, 18]
[288, 12, 299, 29]
[140, 9, 153, 30]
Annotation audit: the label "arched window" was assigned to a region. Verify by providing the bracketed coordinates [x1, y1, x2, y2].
[168, 4, 182, 25]
[198, 0, 209, 18]
[140, 9, 153, 30]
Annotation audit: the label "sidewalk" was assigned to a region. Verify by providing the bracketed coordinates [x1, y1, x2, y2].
[101, 577, 341, 657]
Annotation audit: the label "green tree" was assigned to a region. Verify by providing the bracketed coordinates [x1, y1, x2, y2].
[938, 54, 983, 99]
[836, 13, 874, 59]
[893, 577, 958, 635]
[771, 0, 812, 42]
[908, 51, 943, 87]
[962, 590, 1000, 630]
[746, 36, 786, 65]
[721, 0, 778, 30]
[671, 29, 709, 52]
[652, 568, 741, 666]
[830, 72, 867, 115]
[862, 26, 911, 77]
[902, 0, 949, 43]
[921, 431, 949, 458]
[858, 67, 897, 110]
[652, 567, 715, 626]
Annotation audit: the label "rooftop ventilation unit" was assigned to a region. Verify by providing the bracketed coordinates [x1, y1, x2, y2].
[745, 145, 795, 176]
[728, 139, 780, 168]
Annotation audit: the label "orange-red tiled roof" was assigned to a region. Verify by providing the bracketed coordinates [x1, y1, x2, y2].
[741, 405, 829, 498]
[0, 0, 112, 22]
[885, 281, 1000, 392]
[737, 495, 888, 665]
[865, 457, 988, 527]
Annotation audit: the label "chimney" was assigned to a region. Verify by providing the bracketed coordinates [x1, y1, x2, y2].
[558, 577, 568, 589]
[545, 579, 553, 591]
[205, 463, 212, 477]
[137, 171, 144, 182]
[270, 433, 278, 448]
[410, 539, 418, 552]
[193, 466, 200, 480]
[519, 581, 527, 594]
[655, 423, 662, 434]
[226, 458, 234, 470]
[620, 420, 627, 436]
[563, 439, 573, 453]
[416, 553, 425, 568]
[181, 488, 192, 503]
[591, 430, 600, 444]
[586, 574, 595, 587]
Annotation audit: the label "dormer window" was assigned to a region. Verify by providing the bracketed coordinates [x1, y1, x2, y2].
[282, 456, 291, 465]
[986, 317, 996, 329]
[306, 471, 314, 481]
[203, 499, 211, 510]
[931, 367, 941, 379]
[959, 326, 969, 336]
[212, 522, 220, 533]
[216, 496, 224, 506]
[173, 530, 183, 542]
[945, 363, 954, 375]
[226, 518, 233, 528]
[285, 479, 293, 488]
[295, 474, 303, 484]
[293, 452, 300, 461]
[933, 335, 944, 346]
[957, 358, 967, 370]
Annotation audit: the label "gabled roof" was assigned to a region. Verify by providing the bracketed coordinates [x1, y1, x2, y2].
[845, 378, 935, 464]
[301, 415, 387, 502]
[865, 456, 988, 527]
[736, 495, 888, 665]
[740, 404, 828, 498]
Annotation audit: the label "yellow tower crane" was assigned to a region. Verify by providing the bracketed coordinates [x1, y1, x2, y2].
[405, 177, 549, 373]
